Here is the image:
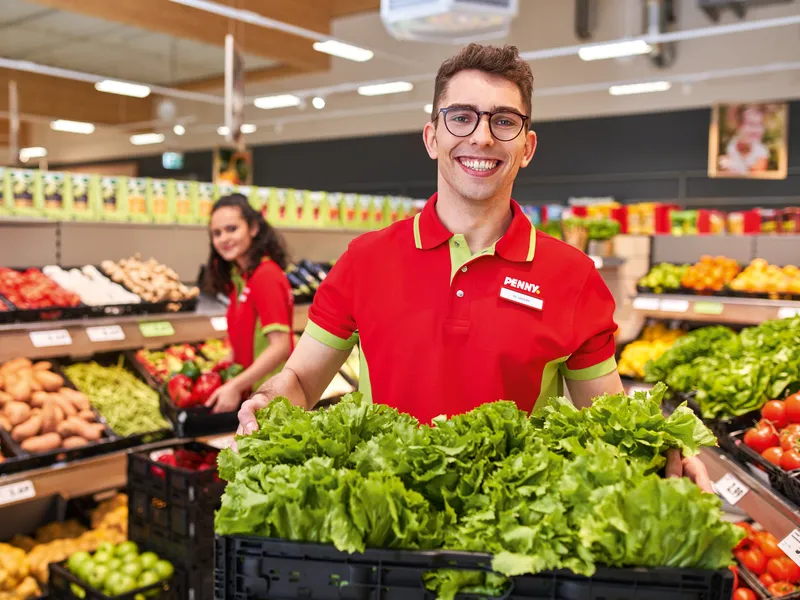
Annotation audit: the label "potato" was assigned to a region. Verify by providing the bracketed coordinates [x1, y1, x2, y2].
[62, 436, 89, 449]
[21, 432, 62, 453]
[30, 391, 50, 408]
[33, 361, 52, 372]
[59, 388, 90, 412]
[58, 417, 103, 441]
[50, 394, 77, 417]
[5, 401, 32, 426]
[41, 400, 60, 434]
[12, 413, 42, 442]
[0, 390, 13, 406]
[35, 371, 64, 392]
[0, 415, 10, 431]
[7, 378, 31, 403]
[77, 410, 96, 422]
[0, 372, 4, 390]
[0, 358, 32, 374]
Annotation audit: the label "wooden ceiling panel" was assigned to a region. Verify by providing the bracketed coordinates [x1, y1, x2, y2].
[332, 0, 381, 18]
[176, 64, 305, 92]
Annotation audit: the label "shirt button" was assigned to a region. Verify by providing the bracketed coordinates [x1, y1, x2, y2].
[453, 241, 460, 247]
[461, 266, 468, 273]
[456, 290, 465, 298]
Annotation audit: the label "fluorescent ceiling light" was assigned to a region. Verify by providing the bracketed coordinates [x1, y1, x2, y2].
[424, 103, 433, 114]
[609, 81, 671, 96]
[19, 147, 47, 160]
[358, 81, 413, 96]
[130, 133, 165, 146]
[579, 40, 652, 61]
[50, 119, 95, 134]
[95, 79, 151, 98]
[312, 96, 326, 109]
[241, 123, 257, 134]
[254, 94, 301, 110]
[313, 40, 373, 62]
[217, 126, 230, 136]
[173, 124, 185, 136]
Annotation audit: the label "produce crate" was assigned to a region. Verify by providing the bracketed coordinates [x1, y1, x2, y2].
[214, 536, 735, 600]
[99, 263, 199, 315]
[128, 441, 224, 569]
[0, 266, 92, 324]
[48, 561, 177, 600]
[729, 431, 800, 508]
[737, 557, 800, 600]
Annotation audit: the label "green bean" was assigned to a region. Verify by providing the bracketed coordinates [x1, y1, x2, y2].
[63, 358, 170, 437]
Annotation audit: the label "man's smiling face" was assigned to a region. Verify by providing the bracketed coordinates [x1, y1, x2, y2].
[424, 69, 537, 205]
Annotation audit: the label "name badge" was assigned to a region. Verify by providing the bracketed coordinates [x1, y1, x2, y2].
[500, 287, 543, 311]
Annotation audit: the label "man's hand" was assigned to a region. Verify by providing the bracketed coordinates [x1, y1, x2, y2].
[236, 392, 270, 435]
[666, 448, 713, 493]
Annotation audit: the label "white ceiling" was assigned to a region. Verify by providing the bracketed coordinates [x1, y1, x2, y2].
[0, 0, 276, 85]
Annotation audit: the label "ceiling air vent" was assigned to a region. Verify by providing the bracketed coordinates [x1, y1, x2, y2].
[381, 0, 519, 43]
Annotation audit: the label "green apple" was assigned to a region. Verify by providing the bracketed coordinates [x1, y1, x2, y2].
[121, 561, 143, 579]
[67, 551, 91, 574]
[115, 541, 139, 557]
[152, 560, 174, 580]
[92, 551, 112, 565]
[87, 564, 110, 590]
[96, 542, 115, 555]
[138, 552, 159, 571]
[109, 575, 138, 596]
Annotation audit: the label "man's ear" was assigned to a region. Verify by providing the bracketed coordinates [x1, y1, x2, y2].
[423, 121, 438, 160]
[519, 129, 538, 169]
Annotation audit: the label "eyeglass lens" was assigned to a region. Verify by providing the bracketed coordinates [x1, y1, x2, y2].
[443, 108, 525, 141]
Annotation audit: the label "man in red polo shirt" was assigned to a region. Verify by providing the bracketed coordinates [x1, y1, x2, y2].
[238, 43, 710, 489]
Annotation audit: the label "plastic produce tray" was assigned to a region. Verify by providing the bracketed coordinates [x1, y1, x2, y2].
[126, 347, 238, 438]
[729, 430, 800, 508]
[48, 560, 177, 600]
[214, 537, 735, 600]
[128, 441, 224, 569]
[737, 558, 800, 600]
[99, 263, 198, 315]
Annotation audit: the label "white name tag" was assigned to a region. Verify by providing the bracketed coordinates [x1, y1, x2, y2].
[500, 287, 543, 311]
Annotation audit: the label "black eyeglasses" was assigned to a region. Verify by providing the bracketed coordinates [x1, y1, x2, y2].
[435, 106, 529, 142]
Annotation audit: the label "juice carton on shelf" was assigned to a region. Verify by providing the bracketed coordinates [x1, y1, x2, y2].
[326, 192, 343, 227]
[255, 187, 271, 221]
[294, 189, 310, 225]
[126, 177, 150, 223]
[386, 196, 403, 225]
[727, 209, 761, 235]
[217, 182, 237, 201]
[67, 173, 94, 220]
[697, 209, 726, 235]
[7, 169, 43, 217]
[306, 191, 327, 228]
[375, 196, 391, 228]
[41, 171, 69, 220]
[99, 176, 126, 221]
[196, 183, 215, 224]
[149, 179, 172, 223]
[174, 180, 193, 223]
[242, 186, 261, 214]
[0, 168, 8, 216]
[341, 193, 359, 229]
[358, 195, 375, 229]
[401, 198, 415, 220]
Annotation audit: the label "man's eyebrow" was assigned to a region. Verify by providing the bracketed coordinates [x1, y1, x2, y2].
[443, 103, 526, 114]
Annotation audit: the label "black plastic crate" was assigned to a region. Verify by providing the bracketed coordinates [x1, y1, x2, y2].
[128, 441, 224, 569]
[737, 557, 800, 600]
[48, 560, 176, 600]
[214, 536, 734, 600]
[729, 430, 800, 509]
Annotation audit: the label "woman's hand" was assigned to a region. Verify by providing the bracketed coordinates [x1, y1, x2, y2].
[205, 379, 245, 414]
[666, 448, 713, 493]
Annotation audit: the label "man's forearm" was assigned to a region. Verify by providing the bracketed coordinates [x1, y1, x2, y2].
[255, 367, 314, 410]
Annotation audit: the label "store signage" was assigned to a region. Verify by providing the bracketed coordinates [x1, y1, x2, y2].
[0, 480, 36, 506]
[86, 325, 125, 343]
[712, 473, 749, 505]
[778, 307, 800, 319]
[779, 530, 800, 568]
[693, 301, 724, 316]
[632, 297, 660, 311]
[29, 329, 72, 348]
[210, 317, 228, 332]
[139, 321, 175, 338]
[659, 299, 690, 313]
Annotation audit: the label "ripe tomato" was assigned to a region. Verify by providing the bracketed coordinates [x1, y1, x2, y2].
[768, 557, 800, 583]
[759, 573, 776, 587]
[745, 423, 780, 454]
[768, 582, 797, 597]
[762, 446, 785, 466]
[781, 431, 800, 452]
[786, 393, 800, 424]
[754, 532, 784, 559]
[735, 522, 755, 550]
[784, 423, 800, 436]
[762, 400, 788, 429]
[733, 588, 756, 600]
[741, 547, 768, 575]
[781, 449, 800, 472]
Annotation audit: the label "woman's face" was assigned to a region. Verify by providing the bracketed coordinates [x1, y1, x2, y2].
[210, 206, 256, 264]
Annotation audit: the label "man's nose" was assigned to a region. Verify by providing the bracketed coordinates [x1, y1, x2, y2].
[469, 115, 494, 146]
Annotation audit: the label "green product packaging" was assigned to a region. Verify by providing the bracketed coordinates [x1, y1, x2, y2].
[287, 189, 304, 226]
[0, 168, 8, 215]
[8, 169, 43, 217]
[273, 189, 293, 227]
[67, 173, 95, 220]
[149, 179, 172, 223]
[378, 195, 392, 228]
[357, 195, 373, 229]
[41, 171, 69, 220]
[174, 180, 193, 223]
[326, 192, 343, 227]
[126, 177, 150, 222]
[216, 182, 237, 201]
[255, 187, 272, 221]
[409, 199, 426, 218]
[197, 183, 215, 223]
[306, 191, 327, 228]
[401, 198, 415, 220]
[294, 189, 309, 225]
[242, 186, 261, 213]
[387, 196, 404, 225]
[341, 193, 359, 229]
[99, 176, 127, 221]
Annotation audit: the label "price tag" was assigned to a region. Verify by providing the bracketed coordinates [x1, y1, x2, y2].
[208, 434, 235, 449]
[210, 316, 228, 332]
[779, 529, 800, 567]
[0, 480, 36, 506]
[778, 307, 800, 319]
[29, 329, 72, 348]
[86, 325, 125, 343]
[660, 299, 690, 313]
[711, 472, 749, 505]
[591, 256, 604, 269]
[139, 321, 175, 338]
[693, 301, 723, 316]
[632, 297, 661, 311]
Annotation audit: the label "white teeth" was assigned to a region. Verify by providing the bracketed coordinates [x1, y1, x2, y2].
[459, 158, 498, 171]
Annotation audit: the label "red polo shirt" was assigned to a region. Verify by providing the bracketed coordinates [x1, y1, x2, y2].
[307, 194, 617, 424]
[227, 259, 294, 386]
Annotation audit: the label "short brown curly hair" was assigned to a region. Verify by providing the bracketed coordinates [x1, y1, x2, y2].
[431, 43, 534, 120]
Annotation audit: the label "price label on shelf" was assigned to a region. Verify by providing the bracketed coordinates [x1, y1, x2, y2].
[210, 317, 228, 332]
[659, 299, 690, 313]
[779, 530, 800, 567]
[632, 297, 660, 311]
[0, 480, 36, 506]
[208, 434, 235, 450]
[29, 329, 72, 348]
[711, 473, 749, 505]
[86, 325, 125, 343]
[139, 321, 175, 338]
[778, 307, 800, 319]
[693, 301, 723, 316]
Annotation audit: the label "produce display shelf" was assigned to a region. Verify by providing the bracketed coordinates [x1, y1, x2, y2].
[631, 293, 800, 325]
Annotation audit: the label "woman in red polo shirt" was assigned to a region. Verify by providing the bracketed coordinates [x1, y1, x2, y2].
[203, 194, 294, 413]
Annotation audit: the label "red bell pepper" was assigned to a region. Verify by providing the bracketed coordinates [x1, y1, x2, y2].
[167, 373, 194, 408]
[190, 371, 223, 406]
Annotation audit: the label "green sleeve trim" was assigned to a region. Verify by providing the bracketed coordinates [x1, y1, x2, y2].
[305, 320, 359, 350]
[262, 323, 291, 335]
[413, 213, 422, 249]
[561, 355, 617, 381]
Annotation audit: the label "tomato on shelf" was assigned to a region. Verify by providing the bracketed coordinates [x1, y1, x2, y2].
[762, 446, 784, 466]
[733, 588, 757, 600]
[762, 400, 789, 429]
[735, 520, 800, 598]
[743, 401, 800, 473]
[744, 420, 780, 454]
[785, 393, 800, 424]
[0, 267, 81, 309]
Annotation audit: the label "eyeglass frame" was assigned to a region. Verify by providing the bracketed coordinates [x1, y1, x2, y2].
[433, 105, 531, 142]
